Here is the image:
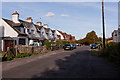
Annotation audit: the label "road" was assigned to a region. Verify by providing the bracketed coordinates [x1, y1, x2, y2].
[2, 46, 120, 79]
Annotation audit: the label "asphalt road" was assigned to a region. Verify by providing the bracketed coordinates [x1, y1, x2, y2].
[2, 46, 120, 79]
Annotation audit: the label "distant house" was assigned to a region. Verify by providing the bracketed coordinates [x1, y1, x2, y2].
[72, 36, 75, 41]
[118, 26, 120, 42]
[106, 37, 113, 43]
[56, 30, 64, 40]
[112, 30, 119, 42]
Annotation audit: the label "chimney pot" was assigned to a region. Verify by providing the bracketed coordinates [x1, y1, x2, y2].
[26, 17, 33, 23]
[36, 22, 42, 26]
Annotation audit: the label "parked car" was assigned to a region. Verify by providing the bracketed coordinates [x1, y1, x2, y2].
[76, 44, 81, 46]
[91, 44, 98, 49]
[64, 44, 74, 50]
[72, 44, 77, 49]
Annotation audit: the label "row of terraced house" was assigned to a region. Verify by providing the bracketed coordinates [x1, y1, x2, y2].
[0, 11, 75, 52]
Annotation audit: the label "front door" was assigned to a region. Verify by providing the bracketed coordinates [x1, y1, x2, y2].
[4, 40, 14, 51]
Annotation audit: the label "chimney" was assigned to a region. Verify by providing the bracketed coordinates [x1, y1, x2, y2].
[26, 17, 32, 23]
[36, 22, 42, 26]
[43, 24, 48, 28]
[12, 11, 20, 23]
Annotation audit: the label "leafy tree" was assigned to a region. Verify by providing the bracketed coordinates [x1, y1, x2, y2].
[78, 31, 99, 45]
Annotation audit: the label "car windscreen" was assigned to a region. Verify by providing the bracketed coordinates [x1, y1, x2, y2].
[65, 44, 70, 46]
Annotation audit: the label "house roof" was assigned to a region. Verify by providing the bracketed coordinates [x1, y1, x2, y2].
[51, 30, 55, 33]
[34, 25, 43, 32]
[19, 19, 33, 28]
[3, 18, 28, 36]
[44, 28, 50, 33]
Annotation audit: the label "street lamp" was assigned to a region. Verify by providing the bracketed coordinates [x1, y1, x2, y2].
[102, 0, 106, 48]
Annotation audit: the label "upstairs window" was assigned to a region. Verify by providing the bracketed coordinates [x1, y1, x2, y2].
[42, 32, 44, 35]
[31, 30, 34, 34]
[20, 27, 24, 33]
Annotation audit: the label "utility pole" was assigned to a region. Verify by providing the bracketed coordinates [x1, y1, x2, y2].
[102, 0, 106, 48]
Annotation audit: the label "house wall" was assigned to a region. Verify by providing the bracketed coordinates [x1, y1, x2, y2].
[0, 18, 18, 37]
[41, 27, 48, 39]
[0, 38, 2, 52]
[48, 30, 53, 39]
[118, 28, 120, 42]
[56, 30, 64, 39]
[113, 31, 118, 42]
[54, 30, 58, 40]
[32, 25, 40, 38]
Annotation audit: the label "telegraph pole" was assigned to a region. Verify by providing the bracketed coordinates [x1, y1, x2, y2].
[102, 0, 106, 48]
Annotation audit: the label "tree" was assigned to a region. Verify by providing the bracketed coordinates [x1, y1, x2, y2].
[78, 31, 99, 45]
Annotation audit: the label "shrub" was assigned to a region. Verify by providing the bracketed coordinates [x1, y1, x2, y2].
[99, 42, 120, 65]
[15, 52, 31, 58]
[2, 57, 13, 61]
[32, 53, 38, 55]
[44, 40, 52, 50]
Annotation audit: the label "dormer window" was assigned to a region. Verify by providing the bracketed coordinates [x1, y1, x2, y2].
[20, 27, 24, 33]
[31, 30, 34, 34]
[42, 32, 44, 35]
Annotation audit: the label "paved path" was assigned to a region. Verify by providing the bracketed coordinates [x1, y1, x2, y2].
[2, 46, 120, 79]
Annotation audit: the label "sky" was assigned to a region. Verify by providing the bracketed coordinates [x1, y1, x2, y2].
[2, 2, 118, 40]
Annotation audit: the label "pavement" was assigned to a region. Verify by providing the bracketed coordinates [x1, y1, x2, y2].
[2, 46, 120, 79]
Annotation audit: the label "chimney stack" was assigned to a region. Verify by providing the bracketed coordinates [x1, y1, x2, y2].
[36, 22, 42, 26]
[12, 11, 20, 23]
[26, 17, 32, 23]
[43, 24, 48, 28]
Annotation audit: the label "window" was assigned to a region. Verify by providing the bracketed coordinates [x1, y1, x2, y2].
[20, 27, 24, 33]
[27, 29, 29, 33]
[42, 32, 44, 35]
[19, 38, 26, 45]
[31, 30, 34, 34]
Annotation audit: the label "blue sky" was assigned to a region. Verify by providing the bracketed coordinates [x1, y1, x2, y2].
[2, 2, 118, 40]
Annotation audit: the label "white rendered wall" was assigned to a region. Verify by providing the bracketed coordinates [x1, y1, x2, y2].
[0, 18, 18, 37]
[56, 30, 64, 39]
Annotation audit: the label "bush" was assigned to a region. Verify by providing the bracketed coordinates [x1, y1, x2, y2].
[99, 42, 120, 65]
[44, 40, 52, 50]
[15, 52, 31, 58]
[2, 57, 13, 61]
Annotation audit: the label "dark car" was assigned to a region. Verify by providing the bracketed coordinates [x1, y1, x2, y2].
[91, 44, 97, 49]
[72, 44, 77, 49]
[64, 44, 73, 50]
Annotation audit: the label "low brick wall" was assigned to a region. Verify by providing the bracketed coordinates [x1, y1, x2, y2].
[4, 45, 62, 58]
[15, 45, 47, 54]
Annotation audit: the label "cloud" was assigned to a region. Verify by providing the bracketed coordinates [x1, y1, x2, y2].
[45, 12, 55, 17]
[61, 14, 69, 16]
